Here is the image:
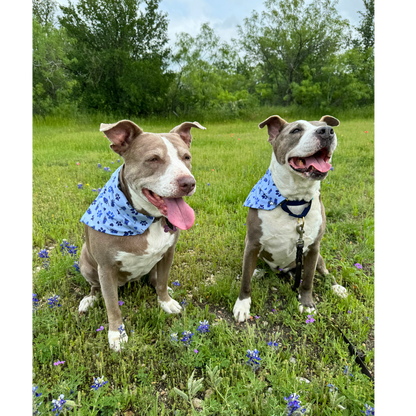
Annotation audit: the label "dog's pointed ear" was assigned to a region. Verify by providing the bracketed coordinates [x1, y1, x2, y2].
[100, 120, 143, 155]
[170, 121, 206, 148]
[319, 115, 340, 127]
[259, 115, 288, 143]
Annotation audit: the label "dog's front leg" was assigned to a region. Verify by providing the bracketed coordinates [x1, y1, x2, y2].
[99, 266, 128, 351]
[155, 245, 182, 314]
[298, 245, 319, 313]
[233, 238, 260, 322]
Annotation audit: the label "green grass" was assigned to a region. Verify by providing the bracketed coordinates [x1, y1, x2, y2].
[32, 113, 374, 415]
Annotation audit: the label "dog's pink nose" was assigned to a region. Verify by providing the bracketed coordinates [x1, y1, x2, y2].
[178, 176, 196, 194]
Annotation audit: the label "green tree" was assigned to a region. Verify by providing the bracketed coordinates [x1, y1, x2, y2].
[238, 0, 350, 105]
[169, 23, 257, 117]
[355, 0, 374, 50]
[290, 47, 374, 109]
[33, 0, 77, 115]
[58, 0, 172, 116]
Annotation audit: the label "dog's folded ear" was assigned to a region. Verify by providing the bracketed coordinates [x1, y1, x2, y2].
[100, 120, 143, 155]
[170, 121, 206, 148]
[319, 115, 340, 127]
[259, 115, 288, 143]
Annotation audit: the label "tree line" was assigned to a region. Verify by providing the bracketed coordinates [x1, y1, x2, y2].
[33, 0, 374, 118]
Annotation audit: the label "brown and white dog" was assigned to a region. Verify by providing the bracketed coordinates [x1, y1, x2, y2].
[233, 115, 347, 322]
[78, 120, 205, 350]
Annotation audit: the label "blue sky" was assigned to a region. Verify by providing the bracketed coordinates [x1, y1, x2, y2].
[56, 0, 366, 48]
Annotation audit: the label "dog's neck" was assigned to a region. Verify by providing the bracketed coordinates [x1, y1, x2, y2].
[118, 165, 162, 218]
[269, 153, 321, 201]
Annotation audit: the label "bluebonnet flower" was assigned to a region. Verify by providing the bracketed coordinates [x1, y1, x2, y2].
[197, 320, 209, 334]
[343, 365, 353, 377]
[97, 188, 102, 193]
[98, 163, 102, 168]
[60, 241, 78, 260]
[103, 167, 111, 172]
[92, 188, 97, 192]
[33, 293, 39, 306]
[181, 298, 188, 308]
[246, 349, 261, 370]
[118, 325, 127, 341]
[170, 332, 178, 342]
[48, 295, 61, 308]
[172, 280, 180, 286]
[51, 394, 66, 415]
[91, 376, 108, 391]
[32, 385, 42, 397]
[361, 404, 375, 415]
[38, 249, 49, 259]
[327, 383, 338, 392]
[267, 340, 279, 350]
[284, 393, 306, 415]
[73, 261, 80, 272]
[68, 245, 78, 256]
[77, 183, 83, 189]
[117, 159, 120, 163]
[181, 330, 194, 346]
[60, 239, 70, 253]
[38, 249, 50, 269]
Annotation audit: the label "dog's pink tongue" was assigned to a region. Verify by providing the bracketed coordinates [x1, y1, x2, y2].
[164, 198, 195, 230]
[304, 155, 332, 172]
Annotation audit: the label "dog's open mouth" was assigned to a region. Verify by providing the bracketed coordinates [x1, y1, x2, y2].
[142, 189, 195, 230]
[288, 148, 332, 175]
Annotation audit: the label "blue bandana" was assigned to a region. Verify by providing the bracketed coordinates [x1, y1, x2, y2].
[244, 169, 313, 218]
[243, 169, 286, 210]
[80, 165, 155, 235]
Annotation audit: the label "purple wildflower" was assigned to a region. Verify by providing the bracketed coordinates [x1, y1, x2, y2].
[96, 326, 104, 332]
[354, 263, 363, 269]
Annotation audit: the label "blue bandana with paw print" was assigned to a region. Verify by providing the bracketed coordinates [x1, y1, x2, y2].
[80, 165, 155, 235]
[243, 169, 286, 210]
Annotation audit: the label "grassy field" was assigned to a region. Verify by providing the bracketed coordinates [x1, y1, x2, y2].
[32, 112, 374, 415]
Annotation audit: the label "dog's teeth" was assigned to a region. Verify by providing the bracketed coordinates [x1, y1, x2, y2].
[298, 159, 304, 166]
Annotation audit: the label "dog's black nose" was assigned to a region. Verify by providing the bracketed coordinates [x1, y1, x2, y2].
[178, 176, 196, 194]
[316, 126, 334, 140]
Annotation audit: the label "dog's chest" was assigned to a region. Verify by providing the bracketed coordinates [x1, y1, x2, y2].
[258, 196, 323, 269]
[115, 222, 176, 280]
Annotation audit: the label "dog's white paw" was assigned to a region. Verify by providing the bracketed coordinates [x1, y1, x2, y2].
[158, 297, 182, 314]
[252, 269, 265, 279]
[298, 294, 316, 313]
[108, 325, 128, 352]
[298, 304, 316, 314]
[332, 284, 348, 298]
[78, 295, 98, 313]
[233, 297, 251, 322]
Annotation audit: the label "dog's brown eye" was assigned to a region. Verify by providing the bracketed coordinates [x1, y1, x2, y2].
[290, 128, 301, 134]
[148, 157, 159, 162]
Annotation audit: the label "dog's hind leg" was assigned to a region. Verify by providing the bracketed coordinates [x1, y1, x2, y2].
[78, 243, 101, 312]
